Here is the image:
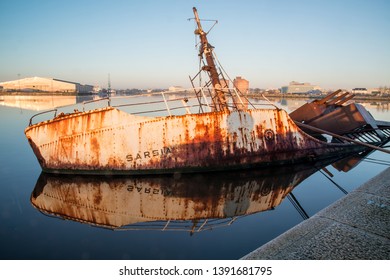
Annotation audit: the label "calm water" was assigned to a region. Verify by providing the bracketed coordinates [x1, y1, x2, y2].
[0, 95, 389, 260]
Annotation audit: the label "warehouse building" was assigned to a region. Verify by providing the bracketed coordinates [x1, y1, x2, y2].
[0, 76, 94, 94]
[281, 81, 322, 94]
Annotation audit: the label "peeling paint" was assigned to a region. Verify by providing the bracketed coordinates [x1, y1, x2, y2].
[25, 106, 367, 175]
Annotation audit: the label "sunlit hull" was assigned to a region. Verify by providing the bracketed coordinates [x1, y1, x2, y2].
[25, 107, 367, 175]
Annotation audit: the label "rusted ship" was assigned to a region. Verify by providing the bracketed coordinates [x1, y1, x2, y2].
[25, 7, 390, 175]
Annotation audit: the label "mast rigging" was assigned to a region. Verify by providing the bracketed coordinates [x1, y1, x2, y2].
[192, 7, 229, 112]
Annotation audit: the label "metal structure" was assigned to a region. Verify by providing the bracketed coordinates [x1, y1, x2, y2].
[24, 7, 390, 175]
[107, 73, 111, 96]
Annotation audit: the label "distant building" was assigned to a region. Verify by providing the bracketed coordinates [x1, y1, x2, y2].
[352, 88, 368, 94]
[168, 86, 185, 92]
[264, 88, 281, 94]
[92, 85, 102, 94]
[233, 76, 249, 94]
[368, 88, 381, 95]
[355, 87, 388, 95]
[0, 77, 93, 94]
[281, 81, 321, 94]
[232, 76, 249, 109]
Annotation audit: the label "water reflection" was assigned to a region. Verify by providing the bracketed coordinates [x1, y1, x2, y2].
[30, 153, 368, 234]
[0, 95, 94, 111]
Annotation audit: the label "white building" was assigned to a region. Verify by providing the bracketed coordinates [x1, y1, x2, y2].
[351, 88, 368, 94]
[168, 86, 185, 92]
[281, 81, 322, 94]
[0, 77, 94, 94]
[352, 88, 388, 95]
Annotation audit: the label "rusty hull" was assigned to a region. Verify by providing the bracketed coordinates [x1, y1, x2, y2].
[25, 107, 363, 175]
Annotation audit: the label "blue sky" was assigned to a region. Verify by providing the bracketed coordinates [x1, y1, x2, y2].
[0, 0, 389, 90]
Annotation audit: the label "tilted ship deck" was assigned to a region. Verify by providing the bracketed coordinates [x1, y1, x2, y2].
[25, 7, 390, 175]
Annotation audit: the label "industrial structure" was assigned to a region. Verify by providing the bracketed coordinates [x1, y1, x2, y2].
[233, 76, 249, 94]
[281, 81, 322, 94]
[168, 86, 185, 92]
[24, 7, 390, 177]
[0, 77, 94, 94]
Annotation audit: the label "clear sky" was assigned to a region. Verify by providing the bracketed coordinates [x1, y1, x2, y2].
[0, 0, 389, 90]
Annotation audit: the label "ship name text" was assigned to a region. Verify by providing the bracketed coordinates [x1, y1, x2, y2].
[126, 147, 172, 161]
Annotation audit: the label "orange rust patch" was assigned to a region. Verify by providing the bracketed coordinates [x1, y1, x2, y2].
[93, 190, 103, 205]
[90, 137, 100, 151]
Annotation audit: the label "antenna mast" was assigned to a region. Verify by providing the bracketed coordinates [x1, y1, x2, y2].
[192, 7, 229, 112]
[107, 73, 111, 96]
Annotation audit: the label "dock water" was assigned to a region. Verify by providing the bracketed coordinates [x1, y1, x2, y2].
[241, 167, 390, 260]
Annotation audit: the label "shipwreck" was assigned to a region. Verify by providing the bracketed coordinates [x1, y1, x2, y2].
[25, 7, 390, 175]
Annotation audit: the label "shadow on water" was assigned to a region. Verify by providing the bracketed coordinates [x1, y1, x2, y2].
[30, 151, 372, 234]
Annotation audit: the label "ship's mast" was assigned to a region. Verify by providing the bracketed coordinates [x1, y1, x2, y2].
[193, 7, 229, 112]
[107, 73, 111, 96]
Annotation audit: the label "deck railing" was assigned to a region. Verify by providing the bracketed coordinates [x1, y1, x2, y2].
[27, 87, 279, 126]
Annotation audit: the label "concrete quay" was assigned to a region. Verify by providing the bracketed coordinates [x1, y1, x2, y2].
[241, 167, 390, 260]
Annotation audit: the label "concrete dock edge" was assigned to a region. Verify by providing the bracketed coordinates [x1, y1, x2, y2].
[241, 167, 390, 260]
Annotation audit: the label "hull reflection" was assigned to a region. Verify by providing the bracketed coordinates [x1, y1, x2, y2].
[30, 156, 361, 233]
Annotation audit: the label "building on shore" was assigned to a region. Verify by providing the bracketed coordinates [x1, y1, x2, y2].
[351, 88, 368, 94]
[232, 76, 249, 109]
[233, 76, 249, 94]
[352, 88, 390, 95]
[0, 76, 94, 94]
[281, 81, 322, 94]
[168, 86, 185, 92]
